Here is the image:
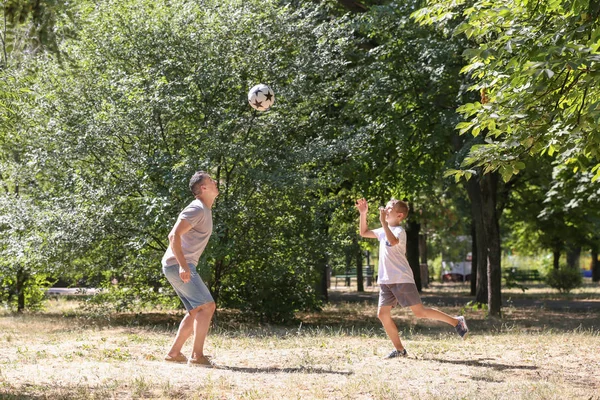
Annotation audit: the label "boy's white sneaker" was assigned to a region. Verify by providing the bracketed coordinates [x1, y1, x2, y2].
[455, 316, 469, 339]
[385, 349, 408, 359]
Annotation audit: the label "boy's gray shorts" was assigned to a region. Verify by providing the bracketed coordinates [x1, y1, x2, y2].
[378, 283, 422, 308]
[163, 263, 214, 312]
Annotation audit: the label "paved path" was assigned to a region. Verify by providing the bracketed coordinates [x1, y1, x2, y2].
[46, 288, 101, 295]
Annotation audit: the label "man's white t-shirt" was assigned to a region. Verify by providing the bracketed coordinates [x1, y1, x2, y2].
[373, 226, 415, 284]
[161, 199, 213, 267]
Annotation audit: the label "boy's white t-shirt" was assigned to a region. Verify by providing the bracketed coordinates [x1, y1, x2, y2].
[373, 226, 415, 284]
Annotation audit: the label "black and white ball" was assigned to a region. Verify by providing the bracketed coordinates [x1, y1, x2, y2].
[248, 84, 275, 111]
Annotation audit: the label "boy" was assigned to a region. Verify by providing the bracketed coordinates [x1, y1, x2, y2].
[162, 171, 219, 366]
[355, 198, 469, 359]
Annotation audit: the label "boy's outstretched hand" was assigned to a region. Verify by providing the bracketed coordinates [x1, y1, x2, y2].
[379, 206, 387, 226]
[355, 198, 368, 214]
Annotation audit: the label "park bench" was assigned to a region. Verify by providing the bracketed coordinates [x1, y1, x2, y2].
[503, 268, 543, 283]
[334, 266, 375, 287]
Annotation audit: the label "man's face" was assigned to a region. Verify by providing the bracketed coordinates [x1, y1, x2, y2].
[201, 176, 219, 197]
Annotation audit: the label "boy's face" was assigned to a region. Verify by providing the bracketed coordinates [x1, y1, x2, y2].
[383, 202, 404, 225]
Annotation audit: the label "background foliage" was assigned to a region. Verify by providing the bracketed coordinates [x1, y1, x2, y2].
[1, 0, 598, 318]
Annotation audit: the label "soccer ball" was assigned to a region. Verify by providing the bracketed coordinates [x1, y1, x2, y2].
[248, 84, 275, 111]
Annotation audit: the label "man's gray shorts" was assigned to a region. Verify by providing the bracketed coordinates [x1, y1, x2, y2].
[378, 283, 422, 308]
[163, 263, 214, 312]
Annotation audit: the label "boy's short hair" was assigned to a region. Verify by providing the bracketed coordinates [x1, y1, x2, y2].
[389, 199, 409, 217]
[189, 171, 209, 196]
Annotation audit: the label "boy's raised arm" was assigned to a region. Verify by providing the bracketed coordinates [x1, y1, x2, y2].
[356, 198, 377, 238]
[379, 207, 400, 246]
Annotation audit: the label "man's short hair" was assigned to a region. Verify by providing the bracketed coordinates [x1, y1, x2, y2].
[390, 199, 409, 217]
[189, 171, 209, 196]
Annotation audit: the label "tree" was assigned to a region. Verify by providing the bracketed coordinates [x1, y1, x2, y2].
[415, 0, 600, 182]
[0, 0, 71, 311]
[503, 157, 600, 274]
[13, 0, 370, 319]
[414, 0, 600, 315]
[329, 1, 473, 291]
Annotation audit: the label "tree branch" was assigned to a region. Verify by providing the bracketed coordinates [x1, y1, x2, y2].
[336, 0, 368, 13]
[1, 8, 8, 68]
[577, 85, 588, 125]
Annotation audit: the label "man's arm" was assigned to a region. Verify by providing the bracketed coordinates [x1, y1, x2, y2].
[168, 218, 193, 282]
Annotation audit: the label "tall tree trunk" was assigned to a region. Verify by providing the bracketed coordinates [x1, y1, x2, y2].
[405, 218, 422, 291]
[466, 178, 488, 303]
[210, 258, 225, 326]
[315, 203, 333, 302]
[470, 222, 477, 296]
[592, 246, 599, 283]
[345, 237, 364, 292]
[355, 240, 364, 291]
[553, 248, 560, 269]
[419, 233, 429, 288]
[212, 259, 224, 304]
[317, 253, 329, 302]
[481, 173, 501, 316]
[16, 266, 28, 313]
[566, 245, 581, 270]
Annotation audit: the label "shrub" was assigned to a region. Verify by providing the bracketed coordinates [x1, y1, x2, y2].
[219, 261, 321, 324]
[545, 267, 582, 293]
[0, 272, 51, 312]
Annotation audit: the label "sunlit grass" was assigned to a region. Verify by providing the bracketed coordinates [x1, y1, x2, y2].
[1, 285, 599, 399]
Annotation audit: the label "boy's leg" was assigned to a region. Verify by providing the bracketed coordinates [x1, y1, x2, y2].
[409, 304, 458, 326]
[377, 305, 405, 351]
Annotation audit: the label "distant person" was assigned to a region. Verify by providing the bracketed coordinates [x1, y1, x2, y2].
[162, 171, 219, 367]
[355, 198, 469, 358]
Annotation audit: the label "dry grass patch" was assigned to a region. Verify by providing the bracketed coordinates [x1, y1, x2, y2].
[1, 291, 599, 399]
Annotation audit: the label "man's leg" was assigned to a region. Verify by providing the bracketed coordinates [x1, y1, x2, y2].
[377, 305, 404, 351]
[191, 301, 216, 360]
[409, 304, 458, 326]
[167, 312, 194, 358]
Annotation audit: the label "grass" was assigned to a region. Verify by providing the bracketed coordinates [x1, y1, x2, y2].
[1, 282, 599, 399]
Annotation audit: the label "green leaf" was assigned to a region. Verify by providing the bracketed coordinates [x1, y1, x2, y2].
[443, 169, 460, 178]
[499, 166, 514, 182]
[592, 168, 600, 183]
[454, 22, 473, 36]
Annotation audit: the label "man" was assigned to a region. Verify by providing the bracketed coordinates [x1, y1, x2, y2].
[162, 171, 218, 366]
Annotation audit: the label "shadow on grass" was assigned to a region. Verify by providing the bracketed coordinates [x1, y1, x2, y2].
[9, 310, 185, 331]
[8, 286, 599, 335]
[215, 365, 353, 375]
[0, 388, 90, 400]
[13, 305, 600, 336]
[0, 395, 67, 400]
[427, 357, 538, 371]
